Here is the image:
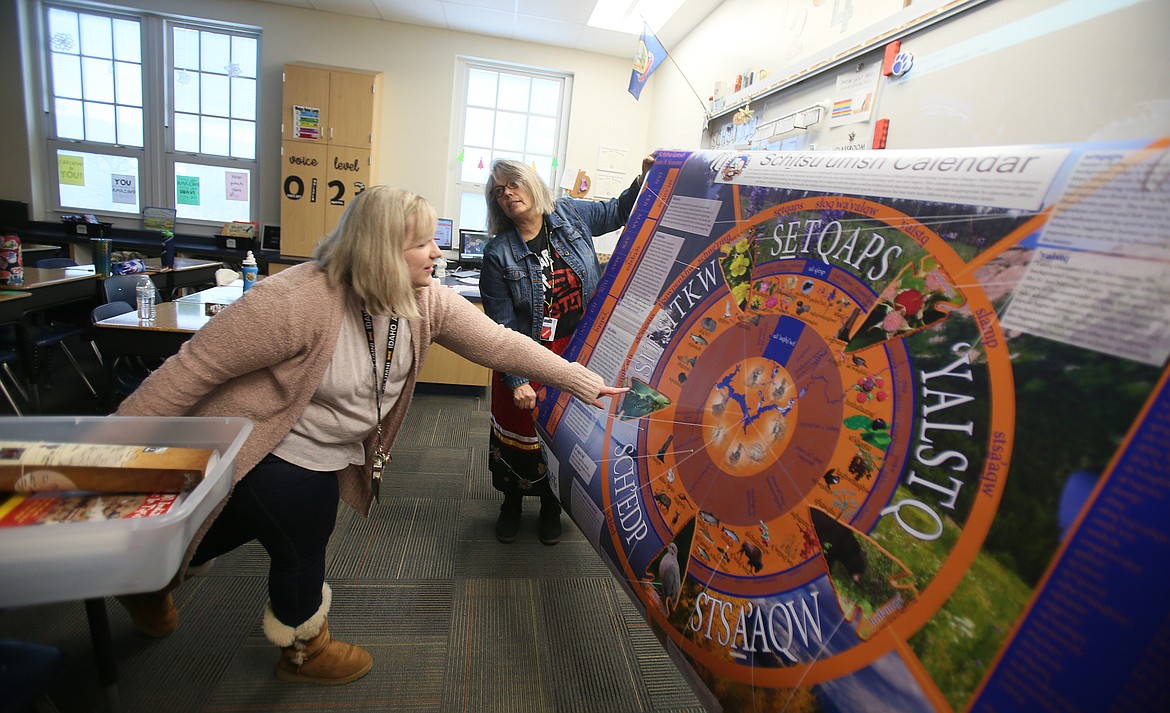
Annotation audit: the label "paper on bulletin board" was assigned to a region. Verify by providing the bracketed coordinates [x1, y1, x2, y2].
[592, 170, 625, 199]
[597, 146, 627, 173]
[534, 139, 1170, 713]
[58, 154, 85, 186]
[829, 62, 881, 126]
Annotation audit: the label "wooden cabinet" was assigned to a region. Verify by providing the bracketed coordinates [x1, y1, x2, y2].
[280, 63, 382, 257]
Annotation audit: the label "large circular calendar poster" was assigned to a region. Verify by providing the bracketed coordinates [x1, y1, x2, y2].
[534, 146, 1170, 712]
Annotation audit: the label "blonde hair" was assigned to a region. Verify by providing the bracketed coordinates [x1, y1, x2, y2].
[485, 159, 556, 235]
[313, 186, 436, 318]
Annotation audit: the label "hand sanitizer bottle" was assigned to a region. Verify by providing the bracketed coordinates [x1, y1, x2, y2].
[241, 251, 258, 292]
[136, 275, 156, 320]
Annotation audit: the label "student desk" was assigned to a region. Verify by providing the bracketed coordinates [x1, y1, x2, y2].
[0, 289, 33, 324]
[155, 257, 222, 297]
[106, 257, 223, 299]
[94, 301, 209, 357]
[93, 301, 212, 408]
[95, 278, 491, 388]
[1, 266, 98, 410]
[174, 282, 243, 306]
[20, 242, 65, 263]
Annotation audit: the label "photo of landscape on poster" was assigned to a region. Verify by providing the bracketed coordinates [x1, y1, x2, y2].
[534, 141, 1170, 712]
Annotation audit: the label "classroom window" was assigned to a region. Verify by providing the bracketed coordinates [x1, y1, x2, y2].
[40, 2, 258, 226]
[452, 58, 572, 231]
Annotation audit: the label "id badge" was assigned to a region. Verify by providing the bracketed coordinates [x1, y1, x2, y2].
[539, 316, 558, 342]
[371, 451, 388, 502]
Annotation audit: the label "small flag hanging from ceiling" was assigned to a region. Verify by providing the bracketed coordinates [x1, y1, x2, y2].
[629, 23, 667, 100]
[478, 157, 484, 169]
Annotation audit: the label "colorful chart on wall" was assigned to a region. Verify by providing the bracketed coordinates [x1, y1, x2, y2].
[535, 141, 1170, 712]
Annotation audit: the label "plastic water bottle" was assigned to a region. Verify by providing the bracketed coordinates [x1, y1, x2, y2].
[136, 274, 156, 320]
[241, 250, 258, 292]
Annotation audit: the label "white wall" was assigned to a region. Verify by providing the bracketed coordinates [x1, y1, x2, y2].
[1, 0, 655, 229]
[11, 0, 1163, 233]
[649, 0, 1170, 151]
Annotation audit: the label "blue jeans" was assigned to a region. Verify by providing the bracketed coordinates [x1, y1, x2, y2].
[191, 454, 339, 627]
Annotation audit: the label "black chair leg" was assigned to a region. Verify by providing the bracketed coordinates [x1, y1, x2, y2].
[0, 374, 22, 415]
[57, 342, 97, 398]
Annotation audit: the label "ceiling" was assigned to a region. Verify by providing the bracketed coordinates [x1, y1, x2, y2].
[249, 0, 724, 58]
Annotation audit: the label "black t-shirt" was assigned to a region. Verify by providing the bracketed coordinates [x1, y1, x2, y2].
[526, 227, 584, 340]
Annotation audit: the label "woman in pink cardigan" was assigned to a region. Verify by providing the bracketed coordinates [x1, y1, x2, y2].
[114, 186, 626, 685]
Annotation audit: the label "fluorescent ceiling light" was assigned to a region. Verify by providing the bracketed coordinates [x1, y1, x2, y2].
[588, 0, 685, 35]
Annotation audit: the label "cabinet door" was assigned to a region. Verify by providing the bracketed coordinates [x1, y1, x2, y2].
[280, 141, 328, 257]
[282, 64, 331, 144]
[324, 147, 371, 234]
[328, 71, 380, 148]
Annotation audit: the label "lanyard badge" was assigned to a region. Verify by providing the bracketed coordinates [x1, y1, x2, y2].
[363, 310, 398, 503]
[371, 451, 388, 501]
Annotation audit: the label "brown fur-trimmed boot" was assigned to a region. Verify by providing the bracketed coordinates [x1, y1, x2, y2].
[115, 590, 178, 638]
[115, 568, 183, 638]
[263, 583, 372, 685]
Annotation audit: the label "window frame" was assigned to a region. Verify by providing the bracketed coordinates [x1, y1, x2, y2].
[448, 56, 573, 234]
[35, 1, 260, 231]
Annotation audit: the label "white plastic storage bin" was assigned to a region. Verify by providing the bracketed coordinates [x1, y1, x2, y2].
[0, 416, 251, 607]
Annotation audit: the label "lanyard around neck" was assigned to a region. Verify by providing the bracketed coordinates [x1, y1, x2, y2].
[362, 309, 399, 431]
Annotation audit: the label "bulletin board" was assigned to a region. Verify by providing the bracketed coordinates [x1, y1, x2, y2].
[534, 141, 1170, 711]
[701, 0, 1170, 155]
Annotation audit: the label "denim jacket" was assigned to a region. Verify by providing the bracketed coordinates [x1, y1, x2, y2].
[480, 177, 641, 389]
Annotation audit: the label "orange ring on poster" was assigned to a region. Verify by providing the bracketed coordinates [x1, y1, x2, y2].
[598, 197, 1015, 688]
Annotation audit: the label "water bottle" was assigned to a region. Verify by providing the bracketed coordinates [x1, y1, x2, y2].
[136, 274, 156, 320]
[241, 250, 258, 292]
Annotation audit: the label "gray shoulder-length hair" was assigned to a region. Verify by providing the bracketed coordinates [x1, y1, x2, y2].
[312, 185, 436, 319]
[484, 159, 556, 235]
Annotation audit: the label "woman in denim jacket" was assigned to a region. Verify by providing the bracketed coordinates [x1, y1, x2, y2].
[480, 155, 653, 545]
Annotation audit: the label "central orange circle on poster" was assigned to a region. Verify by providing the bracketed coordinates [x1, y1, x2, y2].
[701, 357, 797, 477]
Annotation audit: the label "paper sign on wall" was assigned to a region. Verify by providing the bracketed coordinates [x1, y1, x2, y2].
[830, 62, 881, 126]
[176, 175, 201, 205]
[111, 174, 137, 204]
[225, 171, 248, 201]
[294, 105, 321, 140]
[58, 155, 85, 186]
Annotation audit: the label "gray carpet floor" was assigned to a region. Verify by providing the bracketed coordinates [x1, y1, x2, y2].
[0, 367, 704, 713]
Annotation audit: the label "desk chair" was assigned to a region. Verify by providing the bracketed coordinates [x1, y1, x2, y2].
[34, 257, 78, 269]
[102, 273, 159, 311]
[0, 639, 67, 713]
[215, 268, 240, 286]
[33, 257, 104, 366]
[91, 302, 154, 403]
[0, 348, 27, 415]
[0, 288, 99, 409]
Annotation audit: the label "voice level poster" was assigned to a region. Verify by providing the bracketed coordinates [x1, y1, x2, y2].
[534, 140, 1170, 712]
